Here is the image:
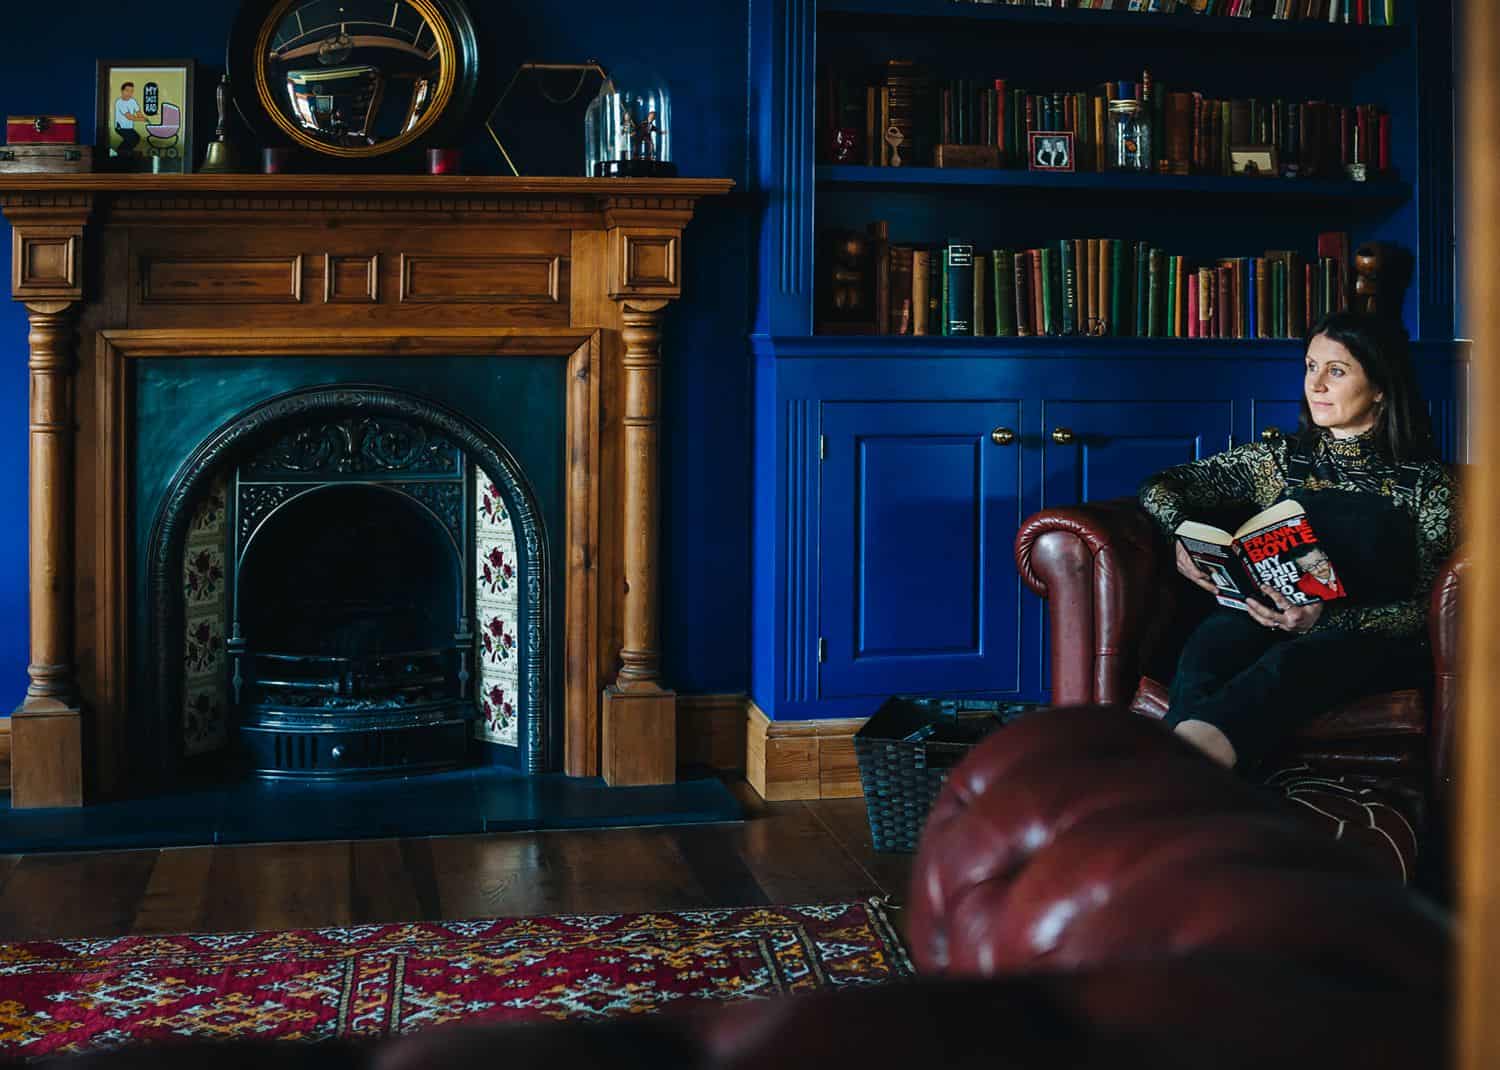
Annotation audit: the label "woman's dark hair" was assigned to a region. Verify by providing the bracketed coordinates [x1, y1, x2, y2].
[1295, 311, 1435, 463]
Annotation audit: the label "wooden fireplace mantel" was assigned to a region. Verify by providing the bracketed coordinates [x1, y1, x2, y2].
[0, 173, 733, 807]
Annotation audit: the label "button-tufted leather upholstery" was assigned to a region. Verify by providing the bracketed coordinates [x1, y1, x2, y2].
[1015, 499, 1465, 832]
[907, 705, 1450, 980]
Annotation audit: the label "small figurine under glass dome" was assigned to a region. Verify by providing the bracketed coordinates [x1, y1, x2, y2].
[585, 66, 677, 177]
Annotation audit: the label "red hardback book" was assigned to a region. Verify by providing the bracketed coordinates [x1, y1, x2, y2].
[1029, 249, 1045, 337]
[994, 79, 1008, 162]
[1187, 272, 1199, 339]
[6, 116, 77, 144]
[1318, 231, 1350, 311]
[1216, 265, 1232, 339]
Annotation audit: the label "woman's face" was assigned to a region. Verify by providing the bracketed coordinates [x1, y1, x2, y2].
[1305, 334, 1383, 438]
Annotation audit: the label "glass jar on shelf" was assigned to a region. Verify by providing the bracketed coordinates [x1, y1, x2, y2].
[1108, 99, 1150, 173]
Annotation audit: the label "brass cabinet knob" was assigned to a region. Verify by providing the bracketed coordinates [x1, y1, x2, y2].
[1051, 427, 1075, 445]
[990, 427, 1016, 446]
[1261, 426, 1283, 443]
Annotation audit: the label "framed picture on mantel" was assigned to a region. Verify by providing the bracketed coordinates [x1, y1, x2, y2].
[96, 59, 197, 174]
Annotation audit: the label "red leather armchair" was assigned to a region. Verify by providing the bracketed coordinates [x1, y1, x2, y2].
[1014, 498, 1465, 875]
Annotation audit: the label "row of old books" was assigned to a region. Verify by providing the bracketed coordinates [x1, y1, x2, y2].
[826, 62, 1392, 178]
[872, 233, 1349, 338]
[948, 0, 1396, 22]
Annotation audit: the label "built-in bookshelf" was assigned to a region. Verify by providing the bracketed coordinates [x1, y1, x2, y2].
[753, 0, 1453, 343]
[746, 0, 1459, 720]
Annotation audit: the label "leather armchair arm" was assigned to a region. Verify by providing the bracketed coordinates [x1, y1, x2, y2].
[1014, 500, 1178, 707]
[1428, 551, 1467, 810]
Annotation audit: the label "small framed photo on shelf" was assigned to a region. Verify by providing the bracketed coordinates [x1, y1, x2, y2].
[96, 59, 196, 173]
[1028, 131, 1074, 173]
[1229, 145, 1279, 178]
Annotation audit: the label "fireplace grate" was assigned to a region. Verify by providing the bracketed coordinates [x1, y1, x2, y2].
[235, 647, 472, 778]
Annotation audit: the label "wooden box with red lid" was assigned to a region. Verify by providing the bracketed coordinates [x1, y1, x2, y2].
[6, 116, 78, 144]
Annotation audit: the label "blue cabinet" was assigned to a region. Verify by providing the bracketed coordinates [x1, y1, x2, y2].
[818, 400, 1022, 698]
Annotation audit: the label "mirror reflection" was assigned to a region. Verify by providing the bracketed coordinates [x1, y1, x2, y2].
[264, 0, 447, 149]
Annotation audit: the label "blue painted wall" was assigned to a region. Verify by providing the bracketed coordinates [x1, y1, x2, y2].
[0, 2, 754, 706]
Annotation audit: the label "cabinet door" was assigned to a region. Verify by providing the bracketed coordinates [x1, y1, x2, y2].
[819, 400, 1022, 698]
[1248, 399, 1303, 447]
[1041, 400, 1237, 507]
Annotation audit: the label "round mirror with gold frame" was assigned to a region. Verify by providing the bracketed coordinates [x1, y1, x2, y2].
[228, 0, 480, 160]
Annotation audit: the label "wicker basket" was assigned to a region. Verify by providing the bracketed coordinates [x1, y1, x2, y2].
[855, 697, 1034, 853]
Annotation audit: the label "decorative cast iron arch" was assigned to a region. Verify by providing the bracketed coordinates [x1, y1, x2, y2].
[146, 385, 549, 777]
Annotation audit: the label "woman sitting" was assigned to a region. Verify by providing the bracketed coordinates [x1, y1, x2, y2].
[1138, 311, 1459, 771]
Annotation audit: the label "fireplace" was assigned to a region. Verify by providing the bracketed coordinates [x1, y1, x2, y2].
[151, 386, 551, 780]
[0, 173, 730, 807]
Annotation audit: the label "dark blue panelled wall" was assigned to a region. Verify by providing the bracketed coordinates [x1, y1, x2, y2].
[0, 3, 754, 708]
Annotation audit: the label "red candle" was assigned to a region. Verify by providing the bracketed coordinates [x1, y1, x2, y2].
[427, 148, 461, 175]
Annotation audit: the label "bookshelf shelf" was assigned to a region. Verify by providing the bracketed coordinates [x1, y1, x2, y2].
[818, 0, 1410, 44]
[817, 165, 1410, 203]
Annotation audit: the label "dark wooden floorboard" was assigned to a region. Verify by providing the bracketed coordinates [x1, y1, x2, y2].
[131, 847, 214, 934]
[0, 850, 158, 941]
[0, 790, 913, 941]
[805, 797, 916, 903]
[199, 841, 353, 934]
[349, 839, 427, 926]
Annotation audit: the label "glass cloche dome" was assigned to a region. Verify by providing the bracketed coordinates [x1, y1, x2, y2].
[585, 66, 676, 178]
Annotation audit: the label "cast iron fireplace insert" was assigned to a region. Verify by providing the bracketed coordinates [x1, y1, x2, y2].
[231, 474, 472, 779]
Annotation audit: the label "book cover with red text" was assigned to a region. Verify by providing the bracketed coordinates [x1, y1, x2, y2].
[1175, 499, 1347, 611]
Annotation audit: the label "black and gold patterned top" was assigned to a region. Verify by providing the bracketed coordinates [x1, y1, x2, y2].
[1139, 429, 1459, 639]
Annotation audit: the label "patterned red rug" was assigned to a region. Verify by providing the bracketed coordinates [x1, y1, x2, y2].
[0, 899, 909, 1058]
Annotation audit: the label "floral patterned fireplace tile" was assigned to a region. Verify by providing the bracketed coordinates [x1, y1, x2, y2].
[475, 470, 521, 747]
[182, 476, 229, 756]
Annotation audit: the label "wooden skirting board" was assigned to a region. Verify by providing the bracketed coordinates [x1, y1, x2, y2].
[746, 702, 866, 801]
[0, 704, 854, 801]
[676, 695, 868, 801]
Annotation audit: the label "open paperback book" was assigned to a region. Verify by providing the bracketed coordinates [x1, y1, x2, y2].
[1175, 499, 1348, 612]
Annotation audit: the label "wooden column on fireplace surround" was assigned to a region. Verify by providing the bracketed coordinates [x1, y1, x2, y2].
[0, 174, 731, 807]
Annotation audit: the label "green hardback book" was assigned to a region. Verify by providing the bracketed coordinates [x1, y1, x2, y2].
[992, 249, 1014, 337]
[1134, 243, 1150, 338]
[1148, 251, 1162, 339]
[1165, 254, 1178, 339]
[1108, 239, 1127, 337]
[1060, 240, 1077, 336]
[1040, 246, 1056, 337]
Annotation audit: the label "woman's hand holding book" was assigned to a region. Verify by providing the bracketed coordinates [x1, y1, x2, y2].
[1248, 583, 1324, 635]
[1175, 540, 1220, 594]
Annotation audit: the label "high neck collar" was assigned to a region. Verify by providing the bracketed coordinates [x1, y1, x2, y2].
[1320, 426, 1380, 459]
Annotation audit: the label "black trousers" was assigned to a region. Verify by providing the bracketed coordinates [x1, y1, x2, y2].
[1164, 609, 1431, 772]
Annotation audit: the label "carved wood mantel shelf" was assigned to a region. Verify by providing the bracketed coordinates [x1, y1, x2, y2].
[0, 174, 733, 807]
